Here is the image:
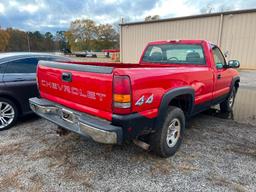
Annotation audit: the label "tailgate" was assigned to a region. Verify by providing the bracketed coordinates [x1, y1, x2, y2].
[37, 61, 114, 120]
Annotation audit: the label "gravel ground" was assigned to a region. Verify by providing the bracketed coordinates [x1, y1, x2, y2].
[0, 114, 255, 192]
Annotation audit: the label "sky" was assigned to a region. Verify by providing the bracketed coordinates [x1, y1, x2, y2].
[0, 0, 255, 33]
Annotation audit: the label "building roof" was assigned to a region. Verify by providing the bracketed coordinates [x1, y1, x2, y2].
[120, 8, 256, 26]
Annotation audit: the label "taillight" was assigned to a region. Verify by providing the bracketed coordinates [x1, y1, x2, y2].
[113, 75, 132, 114]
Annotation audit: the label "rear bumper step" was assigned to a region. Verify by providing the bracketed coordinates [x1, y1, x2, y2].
[29, 97, 122, 144]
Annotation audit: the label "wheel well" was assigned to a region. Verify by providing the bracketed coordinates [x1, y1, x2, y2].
[169, 94, 193, 117]
[0, 95, 22, 116]
[234, 80, 240, 90]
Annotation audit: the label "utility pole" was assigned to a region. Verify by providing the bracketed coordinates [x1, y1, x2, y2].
[27, 32, 31, 52]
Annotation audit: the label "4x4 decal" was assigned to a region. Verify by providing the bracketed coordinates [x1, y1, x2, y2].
[135, 94, 154, 106]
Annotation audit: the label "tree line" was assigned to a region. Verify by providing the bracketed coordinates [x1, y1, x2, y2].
[0, 28, 66, 52]
[0, 19, 119, 52]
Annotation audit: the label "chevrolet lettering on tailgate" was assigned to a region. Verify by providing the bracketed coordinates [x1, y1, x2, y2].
[41, 79, 106, 101]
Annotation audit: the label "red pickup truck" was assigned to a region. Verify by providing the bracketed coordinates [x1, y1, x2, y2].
[29, 40, 240, 157]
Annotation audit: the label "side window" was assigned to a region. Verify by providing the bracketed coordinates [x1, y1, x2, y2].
[212, 47, 226, 67]
[5, 58, 39, 73]
[0, 63, 7, 73]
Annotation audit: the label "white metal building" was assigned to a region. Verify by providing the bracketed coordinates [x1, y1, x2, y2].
[120, 9, 256, 69]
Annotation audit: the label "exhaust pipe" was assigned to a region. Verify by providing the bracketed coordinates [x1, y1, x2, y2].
[133, 139, 150, 151]
[56, 126, 71, 136]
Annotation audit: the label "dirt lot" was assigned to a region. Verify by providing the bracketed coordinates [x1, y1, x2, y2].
[0, 114, 255, 192]
[0, 68, 255, 192]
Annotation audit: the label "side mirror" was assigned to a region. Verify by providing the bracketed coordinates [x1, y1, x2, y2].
[216, 63, 223, 69]
[227, 60, 240, 68]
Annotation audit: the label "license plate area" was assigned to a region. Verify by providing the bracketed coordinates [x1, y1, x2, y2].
[61, 108, 74, 123]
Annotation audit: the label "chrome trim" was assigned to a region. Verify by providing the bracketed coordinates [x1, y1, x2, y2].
[30, 103, 58, 114]
[79, 122, 117, 144]
[29, 102, 117, 144]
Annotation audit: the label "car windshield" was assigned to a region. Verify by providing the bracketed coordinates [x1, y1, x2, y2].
[142, 44, 206, 65]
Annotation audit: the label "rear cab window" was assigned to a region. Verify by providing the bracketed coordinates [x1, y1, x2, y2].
[142, 44, 206, 65]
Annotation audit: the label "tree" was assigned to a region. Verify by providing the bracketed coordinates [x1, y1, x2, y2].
[145, 15, 160, 21]
[94, 24, 119, 50]
[66, 19, 119, 51]
[97, 24, 117, 40]
[68, 19, 97, 50]
[55, 31, 68, 50]
[28, 31, 44, 51]
[0, 29, 10, 51]
[5, 28, 27, 51]
[5, 29, 59, 52]
[64, 31, 76, 50]
[44, 32, 54, 51]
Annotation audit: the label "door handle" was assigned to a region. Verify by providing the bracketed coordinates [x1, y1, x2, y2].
[217, 74, 221, 79]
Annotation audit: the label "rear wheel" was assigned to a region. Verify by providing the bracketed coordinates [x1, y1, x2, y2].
[220, 88, 236, 113]
[0, 98, 18, 131]
[149, 106, 185, 158]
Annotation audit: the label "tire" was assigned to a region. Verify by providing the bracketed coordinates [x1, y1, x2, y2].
[220, 88, 236, 113]
[149, 106, 185, 158]
[0, 97, 18, 131]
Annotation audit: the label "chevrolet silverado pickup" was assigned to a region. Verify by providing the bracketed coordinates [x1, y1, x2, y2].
[29, 40, 240, 157]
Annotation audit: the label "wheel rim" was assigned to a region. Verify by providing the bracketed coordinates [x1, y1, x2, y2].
[229, 92, 234, 108]
[166, 118, 181, 148]
[0, 102, 15, 129]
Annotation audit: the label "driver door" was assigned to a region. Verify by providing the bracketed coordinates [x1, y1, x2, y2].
[212, 46, 231, 99]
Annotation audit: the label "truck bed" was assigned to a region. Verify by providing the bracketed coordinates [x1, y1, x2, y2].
[37, 60, 213, 121]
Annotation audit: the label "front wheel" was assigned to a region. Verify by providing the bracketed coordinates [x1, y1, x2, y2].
[220, 88, 236, 113]
[149, 106, 185, 158]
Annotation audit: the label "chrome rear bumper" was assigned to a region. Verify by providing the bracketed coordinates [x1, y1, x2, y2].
[29, 97, 122, 144]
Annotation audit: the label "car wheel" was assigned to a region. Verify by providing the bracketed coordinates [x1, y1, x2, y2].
[149, 106, 185, 158]
[220, 88, 236, 113]
[0, 98, 18, 131]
